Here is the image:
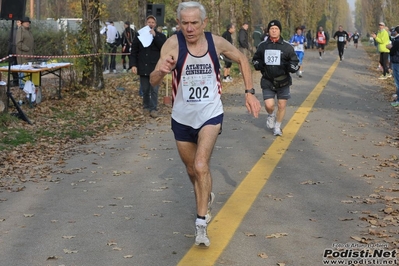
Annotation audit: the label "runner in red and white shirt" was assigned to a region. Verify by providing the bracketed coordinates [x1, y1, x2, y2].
[317, 26, 327, 59]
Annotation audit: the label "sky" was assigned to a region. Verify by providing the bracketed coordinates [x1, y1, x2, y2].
[347, 0, 355, 10]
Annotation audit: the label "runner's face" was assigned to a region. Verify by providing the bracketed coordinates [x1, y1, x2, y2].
[269, 26, 280, 38]
[178, 8, 207, 44]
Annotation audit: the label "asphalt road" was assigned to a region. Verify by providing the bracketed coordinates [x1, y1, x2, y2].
[0, 42, 398, 266]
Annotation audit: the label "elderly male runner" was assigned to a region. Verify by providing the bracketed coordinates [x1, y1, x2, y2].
[150, 1, 261, 247]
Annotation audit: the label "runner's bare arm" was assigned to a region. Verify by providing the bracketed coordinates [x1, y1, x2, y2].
[213, 35, 261, 118]
[150, 36, 179, 86]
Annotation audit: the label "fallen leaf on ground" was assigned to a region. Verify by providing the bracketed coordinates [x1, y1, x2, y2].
[63, 249, 78, 254]
[257, 252, 268, 258]
[62, 236, 76, 239]
[107, 241, 117, 246]
[266, 233, 288, 238]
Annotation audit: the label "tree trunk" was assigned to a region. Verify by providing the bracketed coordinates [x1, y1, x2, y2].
[230, 1, 236, 46]
[211, 0, 221, 35]
[80, 0, 104, 89]
[138, 0, 147, 28]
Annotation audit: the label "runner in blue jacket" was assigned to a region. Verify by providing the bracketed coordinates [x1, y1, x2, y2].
[289, 26, 306, 77]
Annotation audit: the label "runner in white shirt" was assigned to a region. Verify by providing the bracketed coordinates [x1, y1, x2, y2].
[149, 1, 261, 247]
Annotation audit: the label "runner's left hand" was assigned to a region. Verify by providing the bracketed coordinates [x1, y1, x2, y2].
[245, 94, 261, 118]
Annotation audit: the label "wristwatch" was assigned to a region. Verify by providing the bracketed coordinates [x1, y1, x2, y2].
[245, 88, 255, 95]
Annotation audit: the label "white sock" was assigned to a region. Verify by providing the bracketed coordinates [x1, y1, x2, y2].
[275, 122, 281, 128]
[196, 218, 207, 226]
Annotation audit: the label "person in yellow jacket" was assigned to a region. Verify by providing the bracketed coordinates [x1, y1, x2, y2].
[371, 22, 392, 79]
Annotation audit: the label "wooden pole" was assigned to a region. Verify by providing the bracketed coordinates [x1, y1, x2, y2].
[30, 0, 34, 19]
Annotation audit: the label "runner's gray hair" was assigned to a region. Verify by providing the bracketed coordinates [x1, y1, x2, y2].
[177, 1, 206, 22]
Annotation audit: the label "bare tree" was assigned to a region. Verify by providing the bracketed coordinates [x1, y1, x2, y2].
[80, 0, 104, 89]
[230, 1, 237, 46]
[138, 0, 147, 28]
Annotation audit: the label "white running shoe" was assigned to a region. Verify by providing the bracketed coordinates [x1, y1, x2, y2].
[227, 76, 233, 81]
[195, 223, 210, 246]
[319, 56, 322, 60]
[273, 127, 283, 136]
[298, 71, 302, 78]
[222, 78, 232, 82]
[205, 192, 215, 224]
[266, 114, 275, 130]
[103, 70, 110, 74]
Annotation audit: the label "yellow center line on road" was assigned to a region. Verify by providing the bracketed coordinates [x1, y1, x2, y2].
[177, 59, 340, 266]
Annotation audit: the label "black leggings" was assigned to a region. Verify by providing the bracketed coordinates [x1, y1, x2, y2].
[337, 43, 345, 59]
[380, 52, 390, 76]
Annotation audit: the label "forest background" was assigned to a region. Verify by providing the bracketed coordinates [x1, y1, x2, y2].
[1, 0, 398, 89]
[18, 0, 399, 38]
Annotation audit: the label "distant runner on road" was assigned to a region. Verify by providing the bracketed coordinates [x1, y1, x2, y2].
[252, 20, 299, 137]
[289, 26, 306, 77]
[351, 31, 360, 49]
[317, 26, 328, 59]
[333, 25, 349, 61]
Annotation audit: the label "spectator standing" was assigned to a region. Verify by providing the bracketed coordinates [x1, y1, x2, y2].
[16, 17, 34, 89]
[253, 20, 299, 136]
[101, 21, 119, 74]
[16, 17, 33, 65]
[121, 21, 135, 73]
[306, 29, 313, 49]
[261, 27, 269, 41]
[252, 24, 263, 49]
[238, 22, 250, 59]
[172, 24, 180, 35]
[387, 26, 399, 106]
[150, 1, 261, 247]
[221, 23, 235, 82]
[333, 25, 349, 61]
[289, 26, 306, 77]
[162, 26, 169, 38]
[130, 15, 166, 118]
[371, 22, 392, 79]
[9, 20, 21, 86]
